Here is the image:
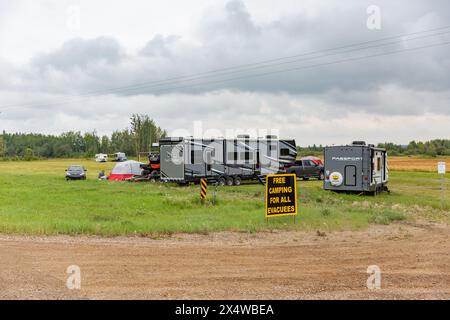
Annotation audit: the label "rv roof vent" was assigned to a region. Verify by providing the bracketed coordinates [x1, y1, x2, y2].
[237, 134, 250, 139]
[266, 135, 278, 139]
[352, 141, 366, 146]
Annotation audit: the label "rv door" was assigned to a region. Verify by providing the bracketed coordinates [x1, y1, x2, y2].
[204, 149, 212, 176]
[373, 151, 383, 184]
[344, 165, 357, 186]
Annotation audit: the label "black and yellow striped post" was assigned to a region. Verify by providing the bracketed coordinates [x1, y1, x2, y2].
[200, 178, 207, 202]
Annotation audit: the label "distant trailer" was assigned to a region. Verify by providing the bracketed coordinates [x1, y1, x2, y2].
[113, 152, 127, 162]
[159, 136, 297, 185]
[323, 141, 389, 195]
[95, 153, 108, 162]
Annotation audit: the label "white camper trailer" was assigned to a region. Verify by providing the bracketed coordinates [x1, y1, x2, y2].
[95, 153, 108, 162]
[113, 152, 127, 162]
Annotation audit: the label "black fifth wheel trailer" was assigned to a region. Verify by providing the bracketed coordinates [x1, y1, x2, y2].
[323, 142, 389, 195]
[159, 136, 297, 185]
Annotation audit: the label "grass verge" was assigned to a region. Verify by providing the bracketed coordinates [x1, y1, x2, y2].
[0, 159, 448, 236]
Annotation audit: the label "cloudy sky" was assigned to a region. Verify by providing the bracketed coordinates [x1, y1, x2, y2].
[0, 0, 449, 145]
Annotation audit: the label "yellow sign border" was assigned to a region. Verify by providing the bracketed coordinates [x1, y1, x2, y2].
[265, 173, 298, 218]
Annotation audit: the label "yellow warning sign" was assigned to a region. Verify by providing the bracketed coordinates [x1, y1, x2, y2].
[200, 178, 207, 200]
[265, 174, 298, 218]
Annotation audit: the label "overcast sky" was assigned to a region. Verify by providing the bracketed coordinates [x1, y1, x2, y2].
[0, 0, 449, 146]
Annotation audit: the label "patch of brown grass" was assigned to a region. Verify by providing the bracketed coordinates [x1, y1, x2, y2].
[389, 156, 450, 172]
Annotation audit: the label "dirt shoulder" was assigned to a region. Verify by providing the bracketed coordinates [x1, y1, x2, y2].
[0, 222, 449, 300]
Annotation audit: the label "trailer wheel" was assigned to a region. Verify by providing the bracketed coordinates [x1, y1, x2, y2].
[218, 177, 226, 186]
[225, 177, 234, 186]
[233, 176, 242, 186]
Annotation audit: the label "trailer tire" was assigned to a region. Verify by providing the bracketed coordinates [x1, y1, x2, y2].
[233, 176, 242, 186]
[218, 177, 226, 186]
[225, 177, 234, 186]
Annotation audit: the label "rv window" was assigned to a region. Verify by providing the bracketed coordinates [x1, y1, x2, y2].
[240, 152, 253, 161]
[228, 152, 238, 161]
[377, 157, 381, 171]
[280, 148, 290, 156]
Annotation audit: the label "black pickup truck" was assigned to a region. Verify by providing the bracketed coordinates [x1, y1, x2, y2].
[286, 159, 324, 180]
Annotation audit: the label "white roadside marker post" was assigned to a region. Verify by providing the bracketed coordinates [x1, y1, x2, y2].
[438, 162, 446, 210]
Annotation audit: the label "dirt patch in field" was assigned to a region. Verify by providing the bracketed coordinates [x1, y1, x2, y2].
[0, 222, 449, 300]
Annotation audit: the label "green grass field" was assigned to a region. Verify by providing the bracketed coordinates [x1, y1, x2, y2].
[0, 159, 448, 236]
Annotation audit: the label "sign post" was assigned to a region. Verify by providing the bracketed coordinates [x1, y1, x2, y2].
[212, 182, 219, 206]
[438, 162, 446, 210]
[200, 178, 207, 203]
[265, 173, 298, 221]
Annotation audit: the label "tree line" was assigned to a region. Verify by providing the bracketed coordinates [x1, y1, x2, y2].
[1, 121, 448, 160]
[296, 139, 450, 157]
[0, 114, 166, 160]
[377, 139, 450, 157]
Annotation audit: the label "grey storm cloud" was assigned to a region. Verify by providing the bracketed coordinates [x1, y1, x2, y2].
[140, 34, 181, 57]
[23, 0, 450, 98]
[32, 37, 125, 72]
